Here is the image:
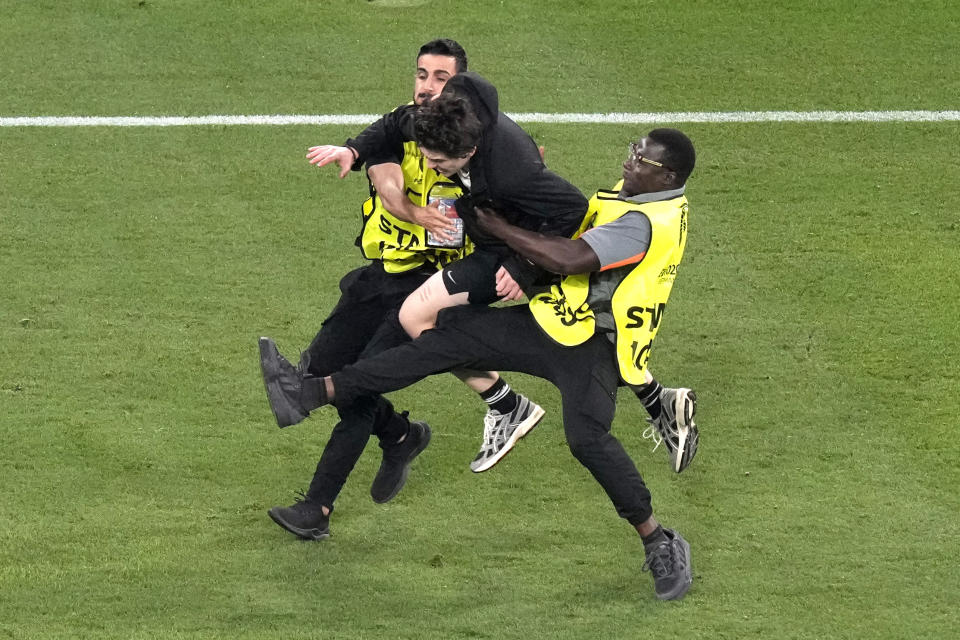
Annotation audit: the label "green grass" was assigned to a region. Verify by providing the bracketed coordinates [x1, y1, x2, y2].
[2, 1, 960, 638]
[3, 0, 959, 114]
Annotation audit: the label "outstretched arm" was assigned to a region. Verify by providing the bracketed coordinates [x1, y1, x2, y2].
[305, 105, 415, 177]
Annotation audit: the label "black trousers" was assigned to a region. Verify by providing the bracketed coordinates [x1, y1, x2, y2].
[300, 262, 434, 509]
[332, 304, 654, 525]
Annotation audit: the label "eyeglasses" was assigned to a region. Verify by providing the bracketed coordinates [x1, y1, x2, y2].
[628, 143, 674, 172]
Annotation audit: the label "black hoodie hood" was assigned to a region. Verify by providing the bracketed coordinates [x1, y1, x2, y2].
[441, 71, 499, 130]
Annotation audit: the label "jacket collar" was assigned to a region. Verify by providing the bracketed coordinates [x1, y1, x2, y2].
[622, 185, 686, 204]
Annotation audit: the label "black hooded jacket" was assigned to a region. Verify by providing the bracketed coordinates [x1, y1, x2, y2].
[346, 73, 588, 289]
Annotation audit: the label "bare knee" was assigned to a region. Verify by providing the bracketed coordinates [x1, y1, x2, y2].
[399, 271, 469, 339]
[398, 297, 434, 338]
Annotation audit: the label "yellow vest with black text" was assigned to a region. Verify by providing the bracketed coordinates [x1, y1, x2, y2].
[359, 141, 471, 273]
[529, 183, 689, 384]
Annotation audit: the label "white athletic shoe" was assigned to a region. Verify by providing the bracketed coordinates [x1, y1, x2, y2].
[470, 395, 545, 473]
[642, 387, 698, 473]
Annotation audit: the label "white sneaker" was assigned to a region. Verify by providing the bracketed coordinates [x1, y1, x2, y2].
[470, 395, 545, 473]
[642, 387, 698, 473]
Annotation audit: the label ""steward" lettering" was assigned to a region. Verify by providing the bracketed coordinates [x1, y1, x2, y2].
[624, 303, 665, 330]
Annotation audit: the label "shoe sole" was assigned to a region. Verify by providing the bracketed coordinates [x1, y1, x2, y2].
[259, 337, 306, 428]
[470, 404, 546, 473]
[267, 508, 330, 541]
[656, 534, 693, 601]
[371, 424, 432, 504]
[672, 389, 697, 473]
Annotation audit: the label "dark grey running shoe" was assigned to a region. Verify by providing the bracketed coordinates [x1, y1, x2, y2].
[267, 494, 330, 540]
[642, 528, 693, 600]
[258, 336, 309, 428]
[370, 421, 432, 504]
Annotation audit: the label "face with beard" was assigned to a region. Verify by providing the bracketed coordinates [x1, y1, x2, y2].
[413, 54, 458, 105]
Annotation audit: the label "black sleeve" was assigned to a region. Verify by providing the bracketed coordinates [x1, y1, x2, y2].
[344, 105, 416, 171]
[482, 119, 589, 238]
[488, 150, 588, 293]
[514, 166, 589, 238]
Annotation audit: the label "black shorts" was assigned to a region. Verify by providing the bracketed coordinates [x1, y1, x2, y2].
[440, 250, 503, 304]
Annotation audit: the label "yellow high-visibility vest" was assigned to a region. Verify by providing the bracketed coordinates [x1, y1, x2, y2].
[529, 183, 689, 384]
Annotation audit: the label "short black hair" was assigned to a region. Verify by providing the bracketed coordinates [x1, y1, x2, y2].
[418, 39, 468, 72]
[414, 94, 483, 158]
[648, 128, 696, 184]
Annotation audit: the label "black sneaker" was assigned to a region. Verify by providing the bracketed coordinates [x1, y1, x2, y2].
[369, 421, 431, 504]
[258, 336, 309, 428]
[267, 495, 330, 540]
[642, 528, 693, 600]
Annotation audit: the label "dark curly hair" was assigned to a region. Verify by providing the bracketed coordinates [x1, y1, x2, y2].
[414, 94, 483, 158]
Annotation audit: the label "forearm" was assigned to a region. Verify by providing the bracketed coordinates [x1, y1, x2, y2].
[367, 163, 418, 222]
[368, 164, 456, 236]
[494, 226, 598, 275]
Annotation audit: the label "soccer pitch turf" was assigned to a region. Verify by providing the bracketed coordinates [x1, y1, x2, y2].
[2, 1, 958, 638]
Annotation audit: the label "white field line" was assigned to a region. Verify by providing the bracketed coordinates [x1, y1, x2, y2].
[1, 110, 959, 127]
